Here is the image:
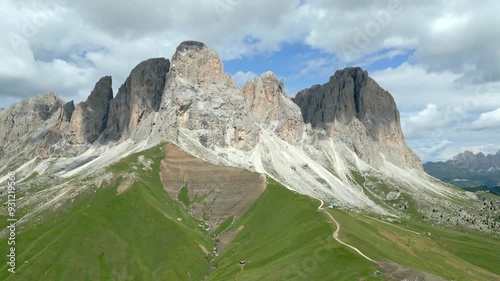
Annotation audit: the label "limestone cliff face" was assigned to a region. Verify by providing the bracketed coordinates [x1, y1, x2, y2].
[104, 58, 170, 141]
[242, 71, 304, 143]
[68, 76, 113, 144]
[156, 41, 255, 150]
[0, 93, 68, 170]
[1, 41, 423, 190]
[61, 101, 75, 122]
[171, 41, 236, 88]
[293, 67, 422, 170]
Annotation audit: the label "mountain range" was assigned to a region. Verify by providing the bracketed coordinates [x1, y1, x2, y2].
[424, 150, 500, 194]
[0, 41, 499, 280]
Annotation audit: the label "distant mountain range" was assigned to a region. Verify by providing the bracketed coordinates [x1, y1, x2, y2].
[424, 150, 500, 195]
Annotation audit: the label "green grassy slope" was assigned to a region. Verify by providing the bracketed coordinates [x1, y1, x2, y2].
[0, 145, 212, 281]
[330, 209, 500, 281]
[208, 179, 381, 281]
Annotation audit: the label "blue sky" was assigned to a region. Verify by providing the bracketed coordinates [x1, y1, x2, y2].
[224, 42, 413, 95]
[1, 0, 499, 162]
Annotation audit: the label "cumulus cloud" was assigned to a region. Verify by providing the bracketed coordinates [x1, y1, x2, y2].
[422, 140, 453, 155]
[372, 63, 500, 113]
[232, 71, 258, 88]
[416, 140, 454, 162]
[0, 0, 308, 107]
[299, 0, 500, 83]
[470, 108, 500, 130]
[412, 139, 500, 163]
[402, 104, 450, 139]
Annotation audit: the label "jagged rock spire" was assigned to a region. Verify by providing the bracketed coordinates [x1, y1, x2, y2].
[69, 76, 113, 144]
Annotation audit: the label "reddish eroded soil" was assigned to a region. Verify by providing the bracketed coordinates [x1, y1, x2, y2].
[159, 143, 266, 232]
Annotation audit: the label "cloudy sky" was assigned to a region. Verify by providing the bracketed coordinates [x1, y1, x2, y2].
[1, 0, 499, 162]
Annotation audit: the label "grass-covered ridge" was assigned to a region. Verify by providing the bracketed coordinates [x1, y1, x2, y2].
[0, 144, 212, 280]
[208, 179, 381, 281]
[330, 209, 500, 281]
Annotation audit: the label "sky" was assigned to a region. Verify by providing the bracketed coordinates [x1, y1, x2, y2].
[1, 0, 499, 162]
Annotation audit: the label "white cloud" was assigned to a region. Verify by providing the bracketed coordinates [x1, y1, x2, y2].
[416, 140, 454, 161]
[402, 104, 450, 139]
[470, 108, 500, 130]
[232, 71, 258, 88]
[299, 0, 500, 82]
[412, 139, 500, 163]
[422, 140, 453, 155]
[456, 144, 500, 157]
[382, 36, 419, 49]
[372, 63, 500, 114]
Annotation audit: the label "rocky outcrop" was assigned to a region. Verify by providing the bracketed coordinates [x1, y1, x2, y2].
[242, 71, 304, 143]
[68, 76, 113, 144]
[171, 41, 236, 88]
[104, 58, 170, 141]
[149, 41, 253, 150]
[294, 67, 395, 133]
[0, 93, 68, 171]
[61, 101, 75, 122]
[293, 67, 422, 170]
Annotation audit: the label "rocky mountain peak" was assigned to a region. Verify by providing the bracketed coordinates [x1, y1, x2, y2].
[173, 40, 208, 57]
[87, 76, 113, 102]
[333, 67, 368, 116]
[242, 71, 304, 143]
[30, 92, 60, 102]
[4, 92, 64, 122]
[243, 71, 285, 116]
[293, 67, 421, 170]
[0, 92, 68, 167]
[293, 67, 386, 127]
[62, 101, 75, 122]
[170, 40, 236, 88]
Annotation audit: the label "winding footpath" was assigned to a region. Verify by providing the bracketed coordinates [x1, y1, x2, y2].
[318, 199, 377, 264]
